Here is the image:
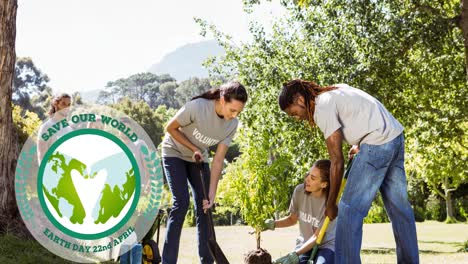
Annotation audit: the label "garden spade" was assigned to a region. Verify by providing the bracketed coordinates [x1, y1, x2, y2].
[195, 154, 230, 264]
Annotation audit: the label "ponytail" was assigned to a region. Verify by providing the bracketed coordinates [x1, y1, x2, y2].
[191, 89, 221, 100]
[192, 81, 248, 103]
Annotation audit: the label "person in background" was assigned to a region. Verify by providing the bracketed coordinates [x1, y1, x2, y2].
[37, 93, 72, 162]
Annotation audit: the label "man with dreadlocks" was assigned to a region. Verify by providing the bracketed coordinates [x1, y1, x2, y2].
[278, 80, 419, 264]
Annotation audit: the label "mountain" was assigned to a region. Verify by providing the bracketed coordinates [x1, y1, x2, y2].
[148, 40, 225, 81]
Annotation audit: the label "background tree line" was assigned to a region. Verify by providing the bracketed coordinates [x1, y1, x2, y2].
[11, 57, 218, 147]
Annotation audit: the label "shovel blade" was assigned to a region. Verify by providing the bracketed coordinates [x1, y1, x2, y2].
[208, 239, 230, 264]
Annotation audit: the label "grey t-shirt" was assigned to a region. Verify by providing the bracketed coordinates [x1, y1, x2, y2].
[289, 184, 335, 251]
[161, 98, 238, 162]
[313, 84, 403, 145]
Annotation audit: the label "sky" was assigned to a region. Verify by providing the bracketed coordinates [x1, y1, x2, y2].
[16, 0, 286, 94]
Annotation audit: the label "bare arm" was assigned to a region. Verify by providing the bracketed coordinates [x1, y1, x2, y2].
[295, 228, 321, 255]
[206, 143, 229, 207]
[274, 213, 298, 228]
[324, 129, 344, 220]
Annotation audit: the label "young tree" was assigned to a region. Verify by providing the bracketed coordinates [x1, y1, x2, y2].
[221, 135, 293, 249]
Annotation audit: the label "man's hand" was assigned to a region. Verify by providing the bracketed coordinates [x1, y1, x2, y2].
[348, 145, 360, 160]
[325, 204, 338, 221]
[273, 252, 299, 264]
[261, 219, 275, 231]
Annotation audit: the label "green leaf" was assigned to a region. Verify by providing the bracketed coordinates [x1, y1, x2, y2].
[140, 145, 149, 156]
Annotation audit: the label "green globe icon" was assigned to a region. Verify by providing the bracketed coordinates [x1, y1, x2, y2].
[38, 130, 140, 240]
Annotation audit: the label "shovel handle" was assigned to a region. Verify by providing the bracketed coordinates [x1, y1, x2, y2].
[194, 154, 217, 240]
[194, 153, 210, 201]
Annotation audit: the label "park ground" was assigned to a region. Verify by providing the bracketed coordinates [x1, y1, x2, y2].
[174, 221, 468, 263]
[0, 221, 466, 263]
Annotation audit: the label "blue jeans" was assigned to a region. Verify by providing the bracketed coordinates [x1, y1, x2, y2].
[335, 134, 419, 264]
[162, 157, 213, 264]
[299, 248, 334, 264]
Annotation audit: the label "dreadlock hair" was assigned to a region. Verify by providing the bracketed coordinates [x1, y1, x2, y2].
[191, 81, 248, 104]
[49, 93, 71, 116]
[278, 79, 337, 126]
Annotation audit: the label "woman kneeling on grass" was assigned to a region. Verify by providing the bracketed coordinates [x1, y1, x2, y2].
[263, 160, 335, 264]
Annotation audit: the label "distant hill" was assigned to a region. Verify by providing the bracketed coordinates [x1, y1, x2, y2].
[148, 40, 225, 81]
[78, 40, 224, 103]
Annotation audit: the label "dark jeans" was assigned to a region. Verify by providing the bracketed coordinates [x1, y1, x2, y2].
[299, 248, 334, 264]
[162, 157, 213, 264]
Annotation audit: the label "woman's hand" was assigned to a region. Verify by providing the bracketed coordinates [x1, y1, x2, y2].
[192, 150, 203, 162]
[202, 197, 215, 213]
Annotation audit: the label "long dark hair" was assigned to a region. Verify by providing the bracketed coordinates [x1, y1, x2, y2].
[278, 79, 337, 126]
[305, 159, 331, 199]
[191, 81, 248, 103]
[49, 93, 71, 116]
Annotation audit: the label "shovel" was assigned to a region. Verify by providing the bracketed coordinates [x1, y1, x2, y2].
[308, 157, 355, 264]
[195, 154, 230, 264]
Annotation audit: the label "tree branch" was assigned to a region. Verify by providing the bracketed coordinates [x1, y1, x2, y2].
[427, 179, 446, 199]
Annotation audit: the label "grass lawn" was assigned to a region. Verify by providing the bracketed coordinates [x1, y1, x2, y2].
[173, 221, 468, 264]
[0, 221, 466, 263]
[0, 233, 117, 264]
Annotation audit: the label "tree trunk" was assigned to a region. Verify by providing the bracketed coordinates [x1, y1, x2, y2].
[461, 0, 468, 79]
[443, 176, 456, 223]
[256, 230, 261, 249]
[0, 0, 20, 235]
[445, 190, 455, 220]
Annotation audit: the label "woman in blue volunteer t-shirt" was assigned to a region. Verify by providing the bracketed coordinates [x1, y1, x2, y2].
[161, 81, 248, 264]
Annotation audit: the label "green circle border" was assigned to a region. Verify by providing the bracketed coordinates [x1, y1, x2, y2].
[37, 128, 141, 240]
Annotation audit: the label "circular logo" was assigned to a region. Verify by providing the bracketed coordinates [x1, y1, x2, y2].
[15, 105, 164, 262]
